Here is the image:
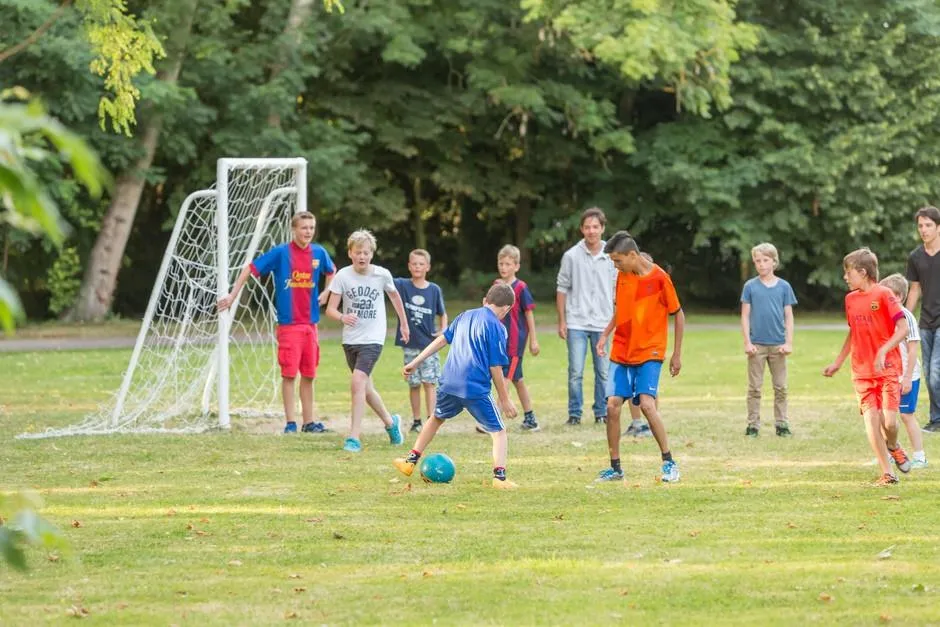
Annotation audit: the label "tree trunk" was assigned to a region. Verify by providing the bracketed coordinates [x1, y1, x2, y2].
[268, 0, 316, 128]
[515, 198, 532, 272]
[69, 0, 198, 322]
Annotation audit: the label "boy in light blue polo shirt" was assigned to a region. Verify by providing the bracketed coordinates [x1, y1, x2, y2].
[392, 283, 520, 489]
[741, 242, 798, 437]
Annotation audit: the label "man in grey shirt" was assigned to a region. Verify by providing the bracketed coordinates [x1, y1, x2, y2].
[556, 207, 616, 425]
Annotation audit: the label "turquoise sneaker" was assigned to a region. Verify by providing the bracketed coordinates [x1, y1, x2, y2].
[386, 414, 404, 445]
[661, 460, 680, 483]
[342, 437, 362, 453]
[284, 421, 297, 434]
[595, 467, 624, 482]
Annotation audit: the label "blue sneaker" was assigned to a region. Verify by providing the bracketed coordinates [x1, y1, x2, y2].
[595, 467, 625, 482]
[284, 421, 298, 434]
[342, 437, 362, 453]
[386, 414, 404, 445]
[301, 422, 329, 433]
[661, 460, 680, 482]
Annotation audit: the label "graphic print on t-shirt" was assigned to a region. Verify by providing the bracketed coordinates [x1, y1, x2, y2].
[344, 284, 382, 321]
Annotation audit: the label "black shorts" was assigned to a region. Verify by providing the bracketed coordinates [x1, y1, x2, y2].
[342, 343, 383, 375]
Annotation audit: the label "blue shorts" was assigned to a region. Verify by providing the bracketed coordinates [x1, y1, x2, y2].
[435, 391, 505, 433]
[502, 356, 524, 382]
[900, 379, 920, 414]
[607, 360, 663, 403]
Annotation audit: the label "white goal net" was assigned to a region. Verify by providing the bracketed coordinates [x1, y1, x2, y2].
[19, 158, 307, 438]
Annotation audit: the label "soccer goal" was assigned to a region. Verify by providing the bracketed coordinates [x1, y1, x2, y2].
[19, 158, 308, 439]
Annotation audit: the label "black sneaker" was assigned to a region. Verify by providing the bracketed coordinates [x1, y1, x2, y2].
[410, 419, 423, 433]
[745, 425, 759, 437]
[521, 416, 540, 432]
[923, 422, 940, 433]
[595, 416, 607, 425]
[565, 416, 582, 426]
[775, 425, 792, 437]
[301, 421, 329, 433]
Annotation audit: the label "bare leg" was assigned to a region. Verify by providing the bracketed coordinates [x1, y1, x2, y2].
[513, 379, 534, 413]
[299, 376, 315, 425]
[348, 370, 369, 439]
[606, 396, 625, 462]
[882, 410, 901, 448]
[423, 382, 437, 419]
[866, 409, 893, 475]
[365, 375, 393, 426]
[639, 394, 670, 454]
[412, 416, 445, 452]
[282, 377, 296, 424]
[900, 412, 925, 453]
[409, 385, 421, 420]
[490, 428, 508, 468]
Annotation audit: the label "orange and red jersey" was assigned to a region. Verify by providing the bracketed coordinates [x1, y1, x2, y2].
[609, 264, 681, 366]
[844, 285, 904, 380]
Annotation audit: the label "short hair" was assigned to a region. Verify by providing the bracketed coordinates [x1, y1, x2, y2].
[485, 283, 515, 307]
[751, 242, 779, 268]
[915, 206, 940, 225]
[291, 211, 316, 227]
[347, 229, 376, 252]
[580, 207, 606, 228]
[409, 249, 431, 264]
[603, 230, 639, 255]
[843, 247, 879, 282]
[497, 245, 521, 263]
[880, 273, 909, 302]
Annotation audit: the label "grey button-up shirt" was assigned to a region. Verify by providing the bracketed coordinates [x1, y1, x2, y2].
[556, 240, 617, 332]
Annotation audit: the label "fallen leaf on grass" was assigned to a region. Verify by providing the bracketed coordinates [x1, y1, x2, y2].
[176, 591, 187, 596]
[89, 480, 98, 488]
[664, 558, 682, 565]
[186, 524, 194, 531]
[880, 614, 892, 623]
[786, 522, 797, 529]
[305, 517, 323, 524]
[166, 509, 177, 517]
[422, 571, 433, 577]
[194, 530, 209, 537]
[818, 593, 833, 602]
[553, 514, 565, 521]
[332, 532, 345, 540]
[881, 495, 900, 501]
[288, 574, 302, 580]
[284, 611, 299, 619]
[570, 441, 584, 448]
[388, 478, 400, 483]
[227, 560, 242, 567]
[740, 480, 752, 487]
[116, 603, 128, 610]
[293, 587, 306, 593]
[199, 517, 210, 523]
[456, 504, 467, 510]
[876, 546, 894, 560]
[66, 605, 89, 618]
[47, 554, 60, 563]
[689, 530, 700, 538]
[857, 524, 866, 530]
[619, 589, 629, 596]
[71, 520, 82, 528]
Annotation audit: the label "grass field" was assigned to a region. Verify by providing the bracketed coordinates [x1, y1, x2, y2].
[1, 327, 939, 625]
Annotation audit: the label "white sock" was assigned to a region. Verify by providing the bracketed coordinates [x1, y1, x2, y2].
[913, 450, 926, 461]
[632, 419, 643, 427]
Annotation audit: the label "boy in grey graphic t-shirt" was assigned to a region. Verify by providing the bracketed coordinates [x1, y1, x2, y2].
[326, 230, 410, 453]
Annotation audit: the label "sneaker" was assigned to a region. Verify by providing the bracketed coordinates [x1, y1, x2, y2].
[634, 424, 652, 438]
[595, 416, 607, 425]
[923, 422, 940, 433]
[595, 467, 624, 482]
[775, 424, 793, 437]
[566, 416, 582, 426]
[386, 414, 404, 446]
[745, 426, 759, 437]
[342, 437, 362, 453]
[661, 460, 680, 482]
[873, 473, 899, 486]
[911, 457, 929, 470]
[888, 446, 912, 473]
[521, 416, 540, 432]
[393, 458, 416, 477]
[284, 421, 298, 434]
[410, 419, 423, 433]
[301, 421, 328, 433]
[492, 478, 519, 490]
[624, 422, 638, 437]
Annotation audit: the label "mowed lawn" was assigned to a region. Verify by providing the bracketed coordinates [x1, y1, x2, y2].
[1, 326, 939, 625]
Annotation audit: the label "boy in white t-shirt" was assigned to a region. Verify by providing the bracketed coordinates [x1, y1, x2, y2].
[326, 230, 410, 452]
[881, 274, 928, 467]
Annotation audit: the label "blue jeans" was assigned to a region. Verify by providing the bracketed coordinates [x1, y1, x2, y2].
[920, 328, 940, 425]
[566, 329, 609, 419]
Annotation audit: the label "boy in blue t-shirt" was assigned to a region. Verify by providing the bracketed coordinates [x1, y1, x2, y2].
[393, 283, 520, 489]
[740, 242, 798, 437]
[394, 249, 448, 434]
[218, 211, 335, 434]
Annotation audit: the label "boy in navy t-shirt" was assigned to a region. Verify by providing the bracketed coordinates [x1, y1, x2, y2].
[218, 211, 335, 434]
[394, 249, 447, 434]
[393, 283, 520, 489]
[740, 242, 798, 437]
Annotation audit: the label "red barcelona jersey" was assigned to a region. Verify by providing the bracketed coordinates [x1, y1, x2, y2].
[845, 285, 904, 379]
[250, 242, 335, 325]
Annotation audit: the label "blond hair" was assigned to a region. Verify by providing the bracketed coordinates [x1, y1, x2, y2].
[751, 242, 779, 268]
[347, 229, 377, 252]
[291, 211, 316, 227]
[409, 249, 431, 264]
[843, 247, 879, 282]
[485, 283, 515, 307]
[497, 245, 521, 263]
[880, 273, 909, 302]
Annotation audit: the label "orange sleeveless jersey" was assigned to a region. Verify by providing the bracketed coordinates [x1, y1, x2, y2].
[609, 264, 681, 366]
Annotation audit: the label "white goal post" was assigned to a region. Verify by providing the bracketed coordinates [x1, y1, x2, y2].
[19, 158, 308, 439]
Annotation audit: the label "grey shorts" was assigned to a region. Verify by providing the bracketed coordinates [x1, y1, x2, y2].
[403, 348, 442, 386]
[343, 343, 383, 375]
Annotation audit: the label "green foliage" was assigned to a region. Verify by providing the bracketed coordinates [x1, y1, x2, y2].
[46, 245, 82, 315]
[0, 492, 68, 571]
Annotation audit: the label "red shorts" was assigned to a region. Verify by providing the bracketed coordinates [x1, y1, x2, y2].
[853, 376, 900, 414]
[276, 324, 319, 378]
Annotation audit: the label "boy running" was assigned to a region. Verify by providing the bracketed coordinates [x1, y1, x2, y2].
[393, 283, 520, 489]
[823, 248, 912, 486]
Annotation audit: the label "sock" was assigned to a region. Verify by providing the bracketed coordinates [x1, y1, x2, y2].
[914, 450, 926, 461]
[493, 466, 507, 481]
[662, 451, 673, 463]
[610, 458, 622, 473]
[406, 449, 422, 464]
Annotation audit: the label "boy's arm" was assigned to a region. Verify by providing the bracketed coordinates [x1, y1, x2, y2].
[436, 311, 448, 336]
[326, 291, 356, 326]
[903, 340, 917, 394]
[489, 366, 518, 418]
[555, 292, 567, 340]
[318, 273, 334, 306]
[780, 304, 794, 355]
[403, 335, 448, 376]
[525, 309, 539, 356]
[741, 303, 756, 354]
[669, 309, 685, 377]
[595, 315, 617, 357]
[387, 289, 410, 344]
[874, 316, 909, 373]
[217, 265, 253, 312]
[906, 281, 921, 312]
[823, 333, 852, 376]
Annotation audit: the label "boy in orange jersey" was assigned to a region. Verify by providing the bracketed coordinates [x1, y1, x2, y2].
[823, 248, 912, 486]
[595, 231, 685, 482]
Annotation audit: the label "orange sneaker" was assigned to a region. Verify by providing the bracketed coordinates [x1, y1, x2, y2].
[873, 473, 899, 487]
[492, 478, 519, 490]
[888, 446, 912, 474]
[393, 458, 416, 477]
